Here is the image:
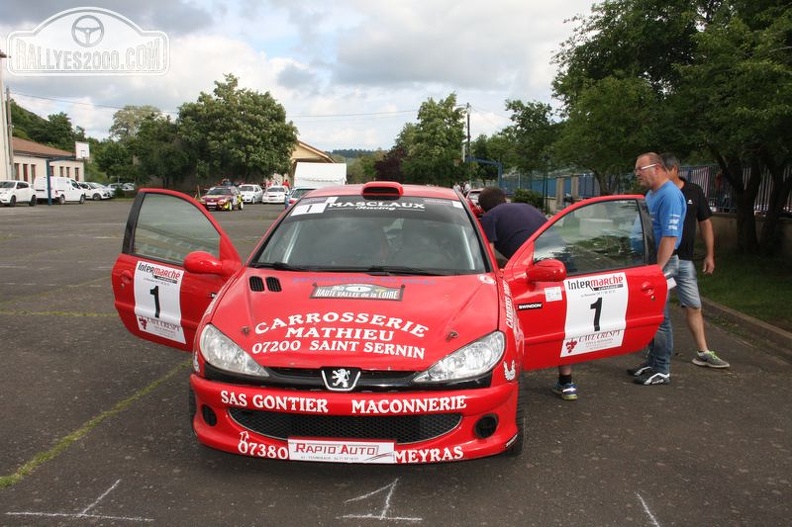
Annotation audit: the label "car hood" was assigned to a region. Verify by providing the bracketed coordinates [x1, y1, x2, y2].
[207, 269, 502, 370]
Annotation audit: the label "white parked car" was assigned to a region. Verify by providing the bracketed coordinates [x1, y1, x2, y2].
[238, 184, 264, 204]
[79, 182, 111, 201]
[262, 185, 287, 204]
[87, 182, 114, 199]
[0, 180, 37, 207]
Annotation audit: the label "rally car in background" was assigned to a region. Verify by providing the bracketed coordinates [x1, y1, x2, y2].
[199, 186, 244, 211]
[111, 182, 667, 464]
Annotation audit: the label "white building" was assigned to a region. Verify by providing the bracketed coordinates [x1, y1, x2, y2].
[8, 137, 85, 182]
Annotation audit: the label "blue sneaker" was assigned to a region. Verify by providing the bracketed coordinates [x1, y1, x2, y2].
[552, 382, 578, 401]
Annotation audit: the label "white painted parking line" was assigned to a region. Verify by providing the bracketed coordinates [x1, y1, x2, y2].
[6, 479, 154, 523]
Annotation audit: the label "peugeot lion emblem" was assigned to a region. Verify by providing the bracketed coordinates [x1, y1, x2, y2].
[321, 367, 361, 392]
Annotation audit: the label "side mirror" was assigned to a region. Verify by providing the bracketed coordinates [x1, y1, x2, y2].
[525, 258, 567, 283]
[184, 251, 238, 277]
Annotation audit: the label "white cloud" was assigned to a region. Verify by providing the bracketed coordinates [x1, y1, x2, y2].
[1, 0, 594, 151]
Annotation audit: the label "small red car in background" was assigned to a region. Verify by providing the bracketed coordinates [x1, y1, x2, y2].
[465, 188, 484, 217]
[112, 182, 666, 463]
[200, 186, 244, 211]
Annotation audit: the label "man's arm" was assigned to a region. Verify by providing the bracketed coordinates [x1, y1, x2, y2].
[699, 218, 715, 274]
[656, 236, 677, 271]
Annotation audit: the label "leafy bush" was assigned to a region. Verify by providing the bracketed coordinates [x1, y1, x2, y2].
[511, 188, 544, 209]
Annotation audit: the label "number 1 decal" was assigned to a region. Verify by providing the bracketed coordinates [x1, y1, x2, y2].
[590, 297, 602, 332]
[150, 285, 161, 318]
[132, 261, 186, 344]
[561, 272, 628, 357]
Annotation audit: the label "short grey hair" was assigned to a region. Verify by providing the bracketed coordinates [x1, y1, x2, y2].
[661, 152, 679, 171]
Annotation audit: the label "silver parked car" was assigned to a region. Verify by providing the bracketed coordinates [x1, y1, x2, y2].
[238, 184, 264, 204]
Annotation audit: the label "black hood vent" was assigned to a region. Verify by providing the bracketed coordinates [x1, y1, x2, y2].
[249, 276, 265, 292]
[249, 276, 282, 292]
[266, 277, 282, 292]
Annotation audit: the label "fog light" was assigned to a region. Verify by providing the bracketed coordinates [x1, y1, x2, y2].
[475, 415, 498, 438]
[201, 405, 218, 426]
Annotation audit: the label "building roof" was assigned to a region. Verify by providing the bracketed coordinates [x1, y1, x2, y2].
[293, 140, 334, 164]
[12, 137, 74, 158]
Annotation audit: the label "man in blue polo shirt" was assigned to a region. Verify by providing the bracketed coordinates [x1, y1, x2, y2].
[629, 152, 687, 385]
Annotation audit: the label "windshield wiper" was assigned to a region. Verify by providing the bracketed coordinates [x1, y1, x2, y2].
[364, 265, 450, 276]
[252, 261, 311, 272]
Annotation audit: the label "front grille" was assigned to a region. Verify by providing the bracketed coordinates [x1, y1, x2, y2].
[204, 363, 492, 392]
[229, 409, 461, 444]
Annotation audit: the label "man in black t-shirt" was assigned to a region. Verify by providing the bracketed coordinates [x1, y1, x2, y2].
[662, 154, 730, 369]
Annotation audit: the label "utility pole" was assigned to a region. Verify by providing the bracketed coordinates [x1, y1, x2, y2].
[0, 50, 13, 180]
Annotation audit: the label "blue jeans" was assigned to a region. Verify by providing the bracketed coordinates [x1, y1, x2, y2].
[647, 256, 680, 375]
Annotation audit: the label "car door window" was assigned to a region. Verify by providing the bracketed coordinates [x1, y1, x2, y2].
[131, 193, 221, 264]
[532, 199, 650, 275]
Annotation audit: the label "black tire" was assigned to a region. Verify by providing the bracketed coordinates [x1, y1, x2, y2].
[79, 195, 85, 204]
[57, 194, 66, 205]
[29, 195, 36, 206]
[503, 377, 524, 457]
[9, 196, 16, 207]
[92, 193, 101, 201]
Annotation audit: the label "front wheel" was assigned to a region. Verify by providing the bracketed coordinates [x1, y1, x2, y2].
[8, 196, 16, 207]
[79, 195, 85, 204]
[58, 194, 66, 205]
[29, 195, 36, 206]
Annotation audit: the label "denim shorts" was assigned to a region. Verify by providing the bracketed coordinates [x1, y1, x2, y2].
[674, 259, 702, 309]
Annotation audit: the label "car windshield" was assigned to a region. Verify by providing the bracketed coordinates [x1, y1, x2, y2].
[239, 185, 256, 192]
[267, 186, 285, 193]
[207, 187, 233, 196]
[253, 194, 489, 275]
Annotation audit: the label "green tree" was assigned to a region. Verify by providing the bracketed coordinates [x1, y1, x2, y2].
[130, 115, 194, 189]
[177, 74, 298, 184]
[553, 0, 792, 254]
[673, 2, 792, 254]
[93, 139, 137, 184]
[109, 105, 161, 141]
[400, 94, 467, 186]
[554, 76, 659, 194]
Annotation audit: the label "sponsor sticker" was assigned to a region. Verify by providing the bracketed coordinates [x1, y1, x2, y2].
[288, 438, 395, 463]
[311, 283, 404, 301]
[133, 261, 185, 343]
[561, 272, 628, 356]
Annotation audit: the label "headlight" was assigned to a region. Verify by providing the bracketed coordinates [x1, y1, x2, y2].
[199, 324, 269, 377]
[413, 331, 505, 384]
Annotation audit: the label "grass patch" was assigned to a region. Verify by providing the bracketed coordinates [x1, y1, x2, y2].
[697, 251, 792, 333]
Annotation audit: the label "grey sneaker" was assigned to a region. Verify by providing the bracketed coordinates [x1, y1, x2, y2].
[692, 351, 730, 369]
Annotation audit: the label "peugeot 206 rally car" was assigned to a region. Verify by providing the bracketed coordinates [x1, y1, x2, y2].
[111, 182, 667, 464]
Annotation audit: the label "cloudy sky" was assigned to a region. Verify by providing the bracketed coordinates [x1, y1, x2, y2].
[1, 0, 595, 152]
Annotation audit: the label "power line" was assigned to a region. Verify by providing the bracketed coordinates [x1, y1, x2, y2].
[11, 91, 419, 120]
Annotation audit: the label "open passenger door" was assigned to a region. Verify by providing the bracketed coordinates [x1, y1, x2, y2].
[503, 196, 668, 371]
[111, 189, 242, 351]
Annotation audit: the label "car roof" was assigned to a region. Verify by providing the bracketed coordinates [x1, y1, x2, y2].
[305, 183, 459, 201]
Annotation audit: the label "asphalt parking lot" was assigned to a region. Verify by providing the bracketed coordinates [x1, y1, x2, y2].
[1, 198, 790, 526]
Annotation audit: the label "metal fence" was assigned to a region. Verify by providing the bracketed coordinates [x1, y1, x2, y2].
[496, 165, 792, 215]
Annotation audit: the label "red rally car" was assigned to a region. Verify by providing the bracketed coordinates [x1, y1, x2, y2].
[111, 182, 667, 464]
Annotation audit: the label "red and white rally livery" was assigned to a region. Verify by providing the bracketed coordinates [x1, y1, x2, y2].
[112, 182, 667, 463]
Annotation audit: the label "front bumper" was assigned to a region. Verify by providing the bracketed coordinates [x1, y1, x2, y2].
[190, 374, 519, 463]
